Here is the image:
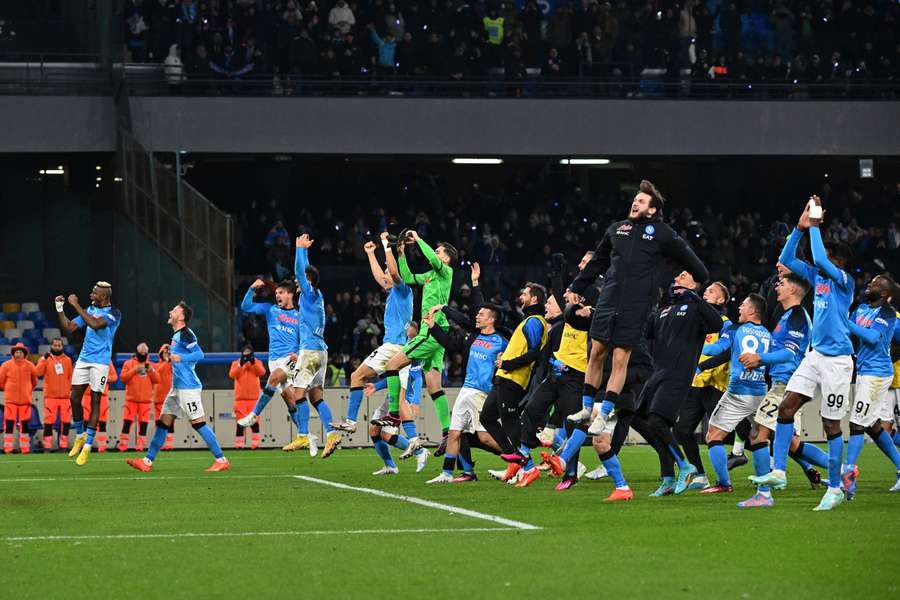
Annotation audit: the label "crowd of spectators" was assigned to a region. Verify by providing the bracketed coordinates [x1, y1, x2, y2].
[232, 167, 900, 386]
[125, 0, 900, 87]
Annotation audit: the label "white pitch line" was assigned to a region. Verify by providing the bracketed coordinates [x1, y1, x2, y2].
[0, 474, 296, 483]
[295, 475, 541, 531]
[0, 452, 384, 466]
[4, 527, 518, 543]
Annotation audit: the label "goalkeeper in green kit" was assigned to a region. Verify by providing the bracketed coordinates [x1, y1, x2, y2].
[374, 230, 457, 456]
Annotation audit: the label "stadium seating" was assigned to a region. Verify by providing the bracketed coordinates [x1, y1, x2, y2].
[0, 345, 10, 355]
[20, 302, 40, 313]
[4, 328, 23, 340]
[2, 303, 20, 314]
[17, 320, 35, 331]
[37, 344, 51, 355]
[0, 321, 13, 332]
[42, 327, 61, 340]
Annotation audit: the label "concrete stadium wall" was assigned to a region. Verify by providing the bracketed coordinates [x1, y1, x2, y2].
[2, 96, 899, 156]
[13, 387, 836, 451]
[128, 97, 900, 156]
[0, 96, 116, 153]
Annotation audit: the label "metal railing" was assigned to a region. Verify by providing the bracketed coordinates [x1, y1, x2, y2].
[119, 129, 235, 346]
[122, 69, 900, 100]
[0, 52, 109, 94]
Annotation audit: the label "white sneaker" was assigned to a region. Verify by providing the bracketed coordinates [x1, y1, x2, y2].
[567, 408, 591, 424]
[890, 472, 900, 492]
[373, 466, 399, 475]
[577, 462, 587, 479]
[585, 465, 608, 480]
[488, 469, 506, 480]
[586, 413, 608, 435]
[415, 448, 429, 473]
[427, 472, 454, 483]
[308, 434, 319, 457]
[506, 471, 521, 486]
[237, 412, 258, 428]
[399, 437, 421, 460]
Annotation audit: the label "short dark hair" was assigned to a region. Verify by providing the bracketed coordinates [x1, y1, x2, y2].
[824, 240, 852, 267]
[524, 282, 547, 306]
[276, 279, 297, 294]
[746, 293, 766, 318]
[305, 265, 320, 288]
[481, 303, 503, 324]
[177, 300, 194, 323]
[783, 272, 810, 297]
[639, 179, 665, 210]
[438, 242, 458, 265]
[51, 337, 63, 344]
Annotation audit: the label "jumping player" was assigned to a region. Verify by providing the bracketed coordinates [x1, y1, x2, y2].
[236, 278, 310, 453]
[567, 181, 709, 442]
[333, 233, 413, 434]
[377, 230, 456, 455]
[55, 282, 122, 466]
[293, 234, 342, 458]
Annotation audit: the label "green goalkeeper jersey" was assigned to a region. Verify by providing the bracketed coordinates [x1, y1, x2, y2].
[398, 238, 453, 329]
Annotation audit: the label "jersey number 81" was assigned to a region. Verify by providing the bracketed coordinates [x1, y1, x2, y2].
[740, 334, 770, 355]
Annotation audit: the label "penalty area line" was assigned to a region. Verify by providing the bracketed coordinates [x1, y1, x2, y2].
[294, 475, 542, 531]
[4, 527, 520, 543]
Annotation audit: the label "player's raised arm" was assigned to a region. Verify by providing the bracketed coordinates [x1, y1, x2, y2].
[364, 241, 391, 291]
[807, 210, 850, 295]
[569, 231, 611, 296]
[397, 236, 423, 286]
[294, 234, 316, 295]
[240, 279, 273, 314]
[380, 232, 403, 285]
[660, 228, 709, 283]
[411, 230, 444, 272]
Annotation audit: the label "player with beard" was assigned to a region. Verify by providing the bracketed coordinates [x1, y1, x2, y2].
[567, 181, 709, 444]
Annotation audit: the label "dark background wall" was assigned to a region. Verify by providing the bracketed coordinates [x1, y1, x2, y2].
[1, 96, 898, 156]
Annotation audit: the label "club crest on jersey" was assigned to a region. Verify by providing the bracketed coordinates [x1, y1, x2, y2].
[676, 304, 688, 316]
[616, 223, 633, 236]
[643, 224, 655, 240]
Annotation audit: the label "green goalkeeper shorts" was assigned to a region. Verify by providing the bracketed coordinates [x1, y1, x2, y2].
[402, 328, 446, 373]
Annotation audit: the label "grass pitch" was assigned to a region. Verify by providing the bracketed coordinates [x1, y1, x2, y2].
[1, 445, 898, 599]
